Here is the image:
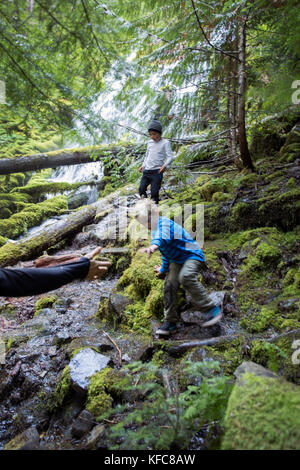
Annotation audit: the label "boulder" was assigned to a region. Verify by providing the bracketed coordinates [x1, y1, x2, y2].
[84, 424, 106, 450]
[3, 426, 40, 450]
[69, 348, 112, 394]
[222, 361, 300, 450]
[71, 410, 95, 438]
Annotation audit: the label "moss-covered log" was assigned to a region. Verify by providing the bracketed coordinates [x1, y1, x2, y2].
[0, 200, 103, 267]
[0, 145, 128, 176]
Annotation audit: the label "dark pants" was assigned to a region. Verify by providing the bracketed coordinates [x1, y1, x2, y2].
[139, 170, 163, 204]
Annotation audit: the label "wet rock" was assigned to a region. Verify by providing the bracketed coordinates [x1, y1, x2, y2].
[52, 329, 73, 347]
[121, 353, 131, 363]
[234, 361, 278, 382]
[109, 294, 132, 320]
[135, 345, 155, 362]
[66, 336, 114, 358]
[69, 348, 112, 394]
[84, 424, 105, 449]
[278, 298, 298, 312]
[3, 425, 39, 450]
[68, 193, 89, 210]
[71, 410, 95, 438]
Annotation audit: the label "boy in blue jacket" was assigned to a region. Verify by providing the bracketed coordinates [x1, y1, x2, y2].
[132, 200, 222, 336]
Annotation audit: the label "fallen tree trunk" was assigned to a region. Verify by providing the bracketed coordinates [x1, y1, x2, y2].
[0, 145, 122, 175]
[0, 201, 100, 267]
[165, 334, 240, 357]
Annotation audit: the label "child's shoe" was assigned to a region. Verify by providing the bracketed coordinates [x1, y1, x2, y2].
[202, 305, 222, 327]
[155, 321, 177, 336]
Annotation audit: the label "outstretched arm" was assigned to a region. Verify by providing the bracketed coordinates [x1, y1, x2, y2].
[0, 247, 111, 297]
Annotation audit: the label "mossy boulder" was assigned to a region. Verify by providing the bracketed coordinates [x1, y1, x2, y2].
[0, 195, 68, 239]
[249, 330, 300, 384]
[222, 361, 300, 449]
[279, 122, 300, 162]
[115, 250, 164, 334]
[86, 367, 124, 417]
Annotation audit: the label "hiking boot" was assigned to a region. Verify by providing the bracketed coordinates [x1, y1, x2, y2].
[155, 321, 177, 336]
[202, 305, 222, 327]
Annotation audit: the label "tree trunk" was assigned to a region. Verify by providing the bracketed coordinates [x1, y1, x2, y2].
[0, 201, 101, 267]
[0, 146, 121, 176]
[237, 18, 255, 171]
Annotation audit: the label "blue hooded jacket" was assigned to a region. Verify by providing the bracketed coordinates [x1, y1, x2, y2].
[151, 217, 205, 274]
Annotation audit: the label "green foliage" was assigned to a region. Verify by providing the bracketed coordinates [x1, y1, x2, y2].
[105, 360, 232, 450]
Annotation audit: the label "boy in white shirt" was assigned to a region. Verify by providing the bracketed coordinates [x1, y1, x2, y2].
[138, 119, 174, 204]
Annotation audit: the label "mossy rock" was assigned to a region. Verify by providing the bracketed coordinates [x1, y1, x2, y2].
[0, 195, 68, 239]
[86, 367, 125, 417]
[222, 366, 300, 449]
[34, 295, 58, 315]
[279, 123, 300, 162]
[51, 366, 72, 411]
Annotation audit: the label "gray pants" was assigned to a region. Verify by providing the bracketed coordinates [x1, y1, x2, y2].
[164, 259, 215, 323]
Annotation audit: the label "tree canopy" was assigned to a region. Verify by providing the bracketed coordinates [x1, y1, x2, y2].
[0, 0, 299, 165]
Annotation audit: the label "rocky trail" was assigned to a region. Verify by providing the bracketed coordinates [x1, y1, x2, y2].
[0, 186, 248, 450]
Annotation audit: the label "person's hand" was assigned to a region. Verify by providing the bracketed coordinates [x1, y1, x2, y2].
[138, 165, 145, 173]
[159, 164, 166, 173]
[154, 265, 161, 275]
[84, 247, 112, 280]
[139, 245, 158, 259]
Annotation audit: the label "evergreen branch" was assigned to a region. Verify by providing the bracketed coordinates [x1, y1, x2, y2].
[80, 0, 110, 65]
[34, 0, 82, 42]
[190, 0, 239, 61]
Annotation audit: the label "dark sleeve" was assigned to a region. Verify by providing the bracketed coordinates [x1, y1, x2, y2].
[0, 257, 90, 297]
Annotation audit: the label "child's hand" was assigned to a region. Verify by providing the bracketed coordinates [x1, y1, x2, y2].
[139, 245, 158, 258]
[159, 164, 166, 173]
[138, 165, 145, 173]
[154, 265, 165, 278]
[154, 265, 161, 274]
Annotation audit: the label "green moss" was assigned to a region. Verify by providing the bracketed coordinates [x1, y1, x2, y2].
[240, 306, 276, 333]
[257, 187, 300, 230]
[52, 366, 72, 410]
[282, 268, 300, 296]
[286, 177, 297, 188]
[0, 195, 67, 239]
[250, 340, 289, 372]
[115, 250, 165, 334]
[117, 251, 163, 300]
[86, 368, 124, 417]
[13, 181, 91, 202]
[0, 235, 8, 246]
[34, 295, 58, 314]
[211, 192, 232, 202]
[200, 178, 234, 202]
[222, 372, 300, 449]
[203, 337, 248, 375]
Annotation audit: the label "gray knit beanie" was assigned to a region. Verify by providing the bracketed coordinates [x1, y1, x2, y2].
[148, 119, 162, 134]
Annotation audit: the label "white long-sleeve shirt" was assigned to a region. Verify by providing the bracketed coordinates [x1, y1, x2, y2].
[142, 139, 175, 170]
